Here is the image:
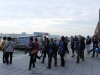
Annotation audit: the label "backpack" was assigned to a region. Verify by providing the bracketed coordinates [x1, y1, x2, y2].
[59, 41, 64, 52]
[49, 42, 54, 54]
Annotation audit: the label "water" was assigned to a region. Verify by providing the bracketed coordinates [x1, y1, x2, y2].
[0, 49, 25, 60]
[13, 49, 25, 57]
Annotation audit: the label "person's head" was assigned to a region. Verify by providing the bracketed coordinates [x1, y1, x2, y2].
[78, 36, 81, 42]
[61, 36, 65, 41]
[50, 38, 53, 42]
[34, 38, 38, 42]
[29, 37, 33, 42]
[7, 37, 11, 41]
[87, 36, 89, 38]
[3, 37, 7, 40]
[92, 35, 96, 40]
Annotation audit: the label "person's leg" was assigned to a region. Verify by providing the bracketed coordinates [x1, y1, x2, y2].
[88, 48, 94, 54]
[54, 54, 57, 66]
[89, 45, 90, 51]
[87, 45, 89, 52]
[3, 51, 6, 63]
[6, 52, 9, 65]
[71, 48, 74, 57]
[33, 55, 35, 67]
[10, 52, 13, 64]
[92, 49, 95, 57]
[76, 50, 80, 63]
[29, 55, 33, 70]
[47, 54, 52, 68]
[96, 52, 98, 57]
[81, 50, 84, 61]
[34, 54, 37, 62]
[41, 52, 46, 63]
[60, 54, 65, 66]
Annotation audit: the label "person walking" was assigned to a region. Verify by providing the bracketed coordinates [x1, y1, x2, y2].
[70, 37, 75, 57]
[59, 36, 67, 67]
[86, 36, 91, 54]
[41, 38, 49, 63]
[88, 35, 98, 57]
[76, 36, 85, 63]
[34, 38, 41, 62]
[47, 38, 55, 69]
[28, 37, 35, 70]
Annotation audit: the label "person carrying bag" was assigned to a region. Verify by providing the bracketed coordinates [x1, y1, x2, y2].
[4, 37, 14, 65]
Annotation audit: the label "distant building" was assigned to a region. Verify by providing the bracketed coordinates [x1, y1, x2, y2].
[94, 9, 100, 37]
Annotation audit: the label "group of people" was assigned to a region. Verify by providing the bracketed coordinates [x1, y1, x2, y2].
[70, 36, 85, 63]
[41, 36, 69, 68]
[0, 37, 14, 65]
[0, 35, 100, 70]
[70, 35, 100, 61]
[27, 35, 87, 70]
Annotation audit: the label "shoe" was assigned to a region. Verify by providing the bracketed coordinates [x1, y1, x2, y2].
[47, 67, 51, 69]
[3, 61, 6, 63]
[71, 56, 73, 58]
[76, 62, 79, 63]
[54, 64, 57, 66]
[28, 68, 31, 70]
[10, 62, 12, 64]
[61, 65, 65, 67]
[91, 56, 94, 58]
[96, 55, 98, 57]
[87, 52, 90, 54]
[32, 65, 35, 68]
[41, 61, 44, 63]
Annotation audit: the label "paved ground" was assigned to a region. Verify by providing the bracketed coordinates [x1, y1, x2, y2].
[0, 47, 100, 75]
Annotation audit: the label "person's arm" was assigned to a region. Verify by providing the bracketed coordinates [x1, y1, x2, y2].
[64, 42, 67, 51]
[1, 41, 5, 50]
[83, 41, 85, 50]
[4, 42, 6, 51]
[12, 43, 14, 52]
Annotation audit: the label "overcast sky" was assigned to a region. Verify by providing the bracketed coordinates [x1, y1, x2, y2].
[0, 0, 100, 37]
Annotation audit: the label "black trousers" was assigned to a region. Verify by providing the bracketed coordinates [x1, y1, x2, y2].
[60, 53, 65, 66]
[34, 53, 40, 62]
[48, 54, 53, 68]
[6, 52, 13, 64]
[29, 55, 35, 69]
[2, 51, 6, 62]
[71, 47, 75, 54]
[77, 49, 84, 62]
[89, 47, 97, 57]
[42, 51, 49, 63]
[54, 54, 57, 65]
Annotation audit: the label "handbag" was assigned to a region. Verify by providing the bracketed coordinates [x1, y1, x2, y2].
[31, 49, 38, 55]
